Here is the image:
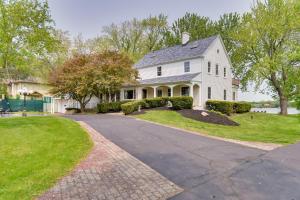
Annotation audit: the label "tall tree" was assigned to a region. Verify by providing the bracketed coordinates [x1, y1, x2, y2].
[164, 13, 215, 46]
[233, 0, 300, 115]
[49, 54, 94, 112]
[215, 13, 241, 56]
[0, 0, 58, 80]
[102, 19, 144, 61]
[33, 29, 71, 80]
[89, 51, 138, 100]
[49, 51, 137, 111]
[141, 14, 168, 52]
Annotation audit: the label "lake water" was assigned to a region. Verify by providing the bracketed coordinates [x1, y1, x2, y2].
[251, 107, 300, 114]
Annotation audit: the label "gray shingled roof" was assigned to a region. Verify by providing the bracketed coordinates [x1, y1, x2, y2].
[139, 73, 200, 85]
[135, 35, 218, 68]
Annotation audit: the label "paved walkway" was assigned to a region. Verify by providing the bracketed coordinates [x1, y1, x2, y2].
[68, 114, 300, 200]
[39, 121, 182, 200]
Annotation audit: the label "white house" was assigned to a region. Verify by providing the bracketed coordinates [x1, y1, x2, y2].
[120, 33, 239, 108]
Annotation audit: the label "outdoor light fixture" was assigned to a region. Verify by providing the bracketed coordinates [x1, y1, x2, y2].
[18, 87, 32, 117]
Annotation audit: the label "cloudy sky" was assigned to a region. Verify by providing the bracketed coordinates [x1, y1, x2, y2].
[47, 0, 273, 101]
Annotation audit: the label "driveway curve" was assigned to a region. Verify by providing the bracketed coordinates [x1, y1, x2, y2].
[68, 114, 300, 200]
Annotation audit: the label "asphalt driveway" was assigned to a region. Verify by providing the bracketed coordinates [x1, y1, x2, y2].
[68, 114, 300, 200]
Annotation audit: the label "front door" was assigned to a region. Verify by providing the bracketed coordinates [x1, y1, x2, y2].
[142, 89, 147, 99]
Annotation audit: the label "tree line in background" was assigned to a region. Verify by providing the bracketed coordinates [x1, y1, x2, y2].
[0, 0, 299, 114]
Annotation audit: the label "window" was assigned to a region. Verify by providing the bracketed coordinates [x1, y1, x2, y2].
[216, 64, 219, 76]
[224, 90, 227, 100]
[224, 67, 227, 77]
[217, 49, 220, 53]
[124, 89, 135, 99]
[142, 89, 147, 99]
[181, 87, 190, 96]
[168, 88, 171, 97]
[208, 62, 211, 73]
[157, 89, 162, 97]
[157, 66, 162, 76]
[208, 87, 211, 99]
[184, 61, 190, 73]
[233, 92, 236, 101]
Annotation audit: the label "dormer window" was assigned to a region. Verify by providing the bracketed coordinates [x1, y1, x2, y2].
[184, 61, 190, 73]
[216, 64, 219, 76]
[157, 66, 162, 76]
[208, 62, 211, 73]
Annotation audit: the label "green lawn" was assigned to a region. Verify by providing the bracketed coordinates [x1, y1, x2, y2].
[135, 110, 300, 145]
[0, 116, 93, 200]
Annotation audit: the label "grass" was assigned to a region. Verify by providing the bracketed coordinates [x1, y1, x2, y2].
[135, 110, 300, 145]
[0, 116, 93, 200]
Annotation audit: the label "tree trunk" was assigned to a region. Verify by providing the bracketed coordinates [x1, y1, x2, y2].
[279, 95, 288, 115]
[79, 101, 85, 113]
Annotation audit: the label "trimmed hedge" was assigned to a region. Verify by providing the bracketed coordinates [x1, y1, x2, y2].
[144, 97, 169, 108]
[233, 102, 252, 113]
[97, 100, 131, 113]
[206, 100, 251, 115]
[206, 100, 234, 115]
[121, 96, 193, 114]
[121, 100, 144, 115]
[169, 96, 193, 110]
[65, 107, 81, 113]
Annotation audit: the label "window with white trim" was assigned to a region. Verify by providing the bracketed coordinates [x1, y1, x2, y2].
[157, 89, 163, 97]
[157, 66, 162, 76]
[181, 87, 190, 96]
[168, 88, 171, 97]
[208, 87, 211, 99]
[208, 62, 211, 73]
[216, 64, 219, 76]
[184, 61, 190, 73]
[224, 89, 227, 100]
[224, 67, 227, 77]
[124, 89, 135, 100]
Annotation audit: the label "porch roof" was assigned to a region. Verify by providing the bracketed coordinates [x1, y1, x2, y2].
[139, 73, 200, 86]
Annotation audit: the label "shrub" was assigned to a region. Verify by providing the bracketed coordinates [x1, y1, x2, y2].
[169, 96, 193, 110]
[121, 100, 144, 115]
[97, 100, 131, 113]
[233, 102, 251, 113]
[120, 96, 194, 114]
[97, 103, 110, 113]
[85, 108, 97, 113]
[145, 97, 169, 108]
[65, 107, 81, 113]
[206, 100, 234, 115]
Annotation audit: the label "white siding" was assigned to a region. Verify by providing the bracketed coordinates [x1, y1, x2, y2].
[138, 58, 203, 80]
[201, 37, 234, 107]
[134, 36, 236, 108]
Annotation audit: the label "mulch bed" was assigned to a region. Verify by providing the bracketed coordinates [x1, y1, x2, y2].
[177, 109, 239, 126]
[130, 107, 239, 126]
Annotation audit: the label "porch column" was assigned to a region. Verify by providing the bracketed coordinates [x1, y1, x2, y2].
[153, 86, 158, 98]
[120, 89, 124, 101]
[189, 84, 194, 98]
[108, 92, 111, 103]
[169, 85, 175, 97]
[136, 87, 142, 100]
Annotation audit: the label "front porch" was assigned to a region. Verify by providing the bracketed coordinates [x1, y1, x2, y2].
[120, 82, 201, 107]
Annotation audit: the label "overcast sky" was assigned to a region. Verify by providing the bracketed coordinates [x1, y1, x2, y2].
[47, 0, 273, 101]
